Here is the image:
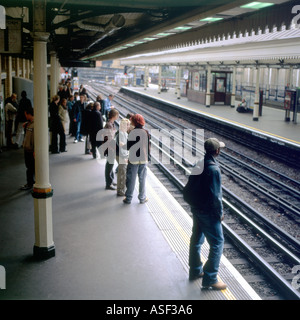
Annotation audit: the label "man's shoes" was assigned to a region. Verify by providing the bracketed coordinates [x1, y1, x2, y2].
[79, 138, 84, 142]
[74, 139, 78, 143]
[139, 197, 148, 204]
[123, 198, 131, 204]
[189, 272, 204, 281]
[202, 281, 227, 290]
[105, 185, 116, 190]
[52, 151, 60, 154]
[20, 184, 33, 191]
[60, 149, 67, 152]
[112, 182, 117, 186]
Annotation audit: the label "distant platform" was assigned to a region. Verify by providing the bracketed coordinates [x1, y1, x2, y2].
[122, 84, 300, 146]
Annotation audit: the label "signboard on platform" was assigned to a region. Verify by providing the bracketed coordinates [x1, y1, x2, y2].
[0, 18, 22, 54]
[193, 72, 199, 91]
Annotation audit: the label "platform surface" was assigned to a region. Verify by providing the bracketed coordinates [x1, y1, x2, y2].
[123, 84, 300, 146]
[0, 135, 260, 300]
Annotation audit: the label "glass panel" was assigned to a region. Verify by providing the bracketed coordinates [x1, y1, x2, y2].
[216, 79, 225, 92]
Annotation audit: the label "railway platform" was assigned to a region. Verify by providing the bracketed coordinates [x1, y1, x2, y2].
[122, 84, 300, 147]
[0, 135, 260, 300]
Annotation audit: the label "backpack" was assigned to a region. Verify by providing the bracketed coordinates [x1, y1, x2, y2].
[182, 162, 213, 207]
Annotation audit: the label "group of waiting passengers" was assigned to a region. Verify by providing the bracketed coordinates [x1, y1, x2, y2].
[49, 80, 150, 204]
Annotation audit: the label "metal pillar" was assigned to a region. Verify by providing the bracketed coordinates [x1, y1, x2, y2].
[50, 51, 57, 98]
[133, 67, 136, 87]
[6, 56, 12, 97]
[289, 66, 293, 88]
[266, 67, 270, 100]
[22, 58, 26, 78]
[16, 57, 20, 77]
[144, 66, 148, 90]
[158, 65, 162, 94]
[176, 66, 181, 99]
[27, 59, 31, 79]
[253, 66, 260, 121]
[206, 64, 211, 108]
[231, 66, 236, 108]
[32, 0, 55, 260]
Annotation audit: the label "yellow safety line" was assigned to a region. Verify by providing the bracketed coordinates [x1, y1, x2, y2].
[127, 88, 300, 146]
[146, 181, 236, 300]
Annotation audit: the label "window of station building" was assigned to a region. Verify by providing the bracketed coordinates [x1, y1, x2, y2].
[192, 70, 206, 92]
[199, 72, 207, 92]
[226, 72, 232, 92]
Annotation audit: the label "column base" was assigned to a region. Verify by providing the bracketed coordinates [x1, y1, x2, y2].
[33, 245, 55, 260]
[252, 117, 259, 121]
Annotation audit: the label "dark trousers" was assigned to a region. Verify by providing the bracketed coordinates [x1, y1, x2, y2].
[105, 156, 115, 187]
[6, 120, 14, 147]
[24, 151, 35, 186]
[51, 123, 66, 152]
[90, 132, 101, 158]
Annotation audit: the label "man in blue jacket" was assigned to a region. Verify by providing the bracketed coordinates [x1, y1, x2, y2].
[102, 94, 114, 120]
[188, 137, 227, 290]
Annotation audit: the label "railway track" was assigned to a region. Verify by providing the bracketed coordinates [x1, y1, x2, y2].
[86, 83, 300, 299]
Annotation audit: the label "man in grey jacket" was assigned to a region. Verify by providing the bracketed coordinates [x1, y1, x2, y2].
[188, 138, 227, 290]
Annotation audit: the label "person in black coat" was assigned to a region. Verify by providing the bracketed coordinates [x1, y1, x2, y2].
[89, 101, 103, 159]
[15, 91, 32, 147]
[49, 95, 66, 153]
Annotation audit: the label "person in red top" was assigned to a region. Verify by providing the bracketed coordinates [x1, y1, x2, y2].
[123, 114, 150, 204]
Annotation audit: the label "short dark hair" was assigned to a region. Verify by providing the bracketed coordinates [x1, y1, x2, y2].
[108, 109, 119, 119]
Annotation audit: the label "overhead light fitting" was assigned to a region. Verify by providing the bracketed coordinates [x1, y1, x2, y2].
[200, 17, 223, 22]
[156, 32, 172, 37]
[240, 2, 274, 9]
[174, 26, 192, 30]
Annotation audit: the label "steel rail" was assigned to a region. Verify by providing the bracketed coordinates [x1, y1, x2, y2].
[88, 85, 300, 299]
[151, 152, 300, 300]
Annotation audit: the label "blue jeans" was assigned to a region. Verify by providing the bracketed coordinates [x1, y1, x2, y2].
[125, 163, 147, 202]
[76, 120, 82, 141]
[189, 209, 224, 286]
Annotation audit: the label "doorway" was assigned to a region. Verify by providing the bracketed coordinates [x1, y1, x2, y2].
[214, 77, 226, 103]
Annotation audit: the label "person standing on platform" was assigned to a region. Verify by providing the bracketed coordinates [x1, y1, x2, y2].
[115, 118, 130, 196]
[20, 105, 35, 190]
[188, 137, 227, 290]
[103, 109, 119, 190]
[96, 94, 105, 112]
[90, 101, 103, 159]
[123, 114, 150, 204]
[5, 93, 18, 149]
[67, 94, 75, 135]
[73, 94, 86, 143]
[49, 95, 66, 153]
[102, 94, 115, 121]
[58, 98, 69, 137]
[15, 91, 32, 148]
[80, 101, 93, 154]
